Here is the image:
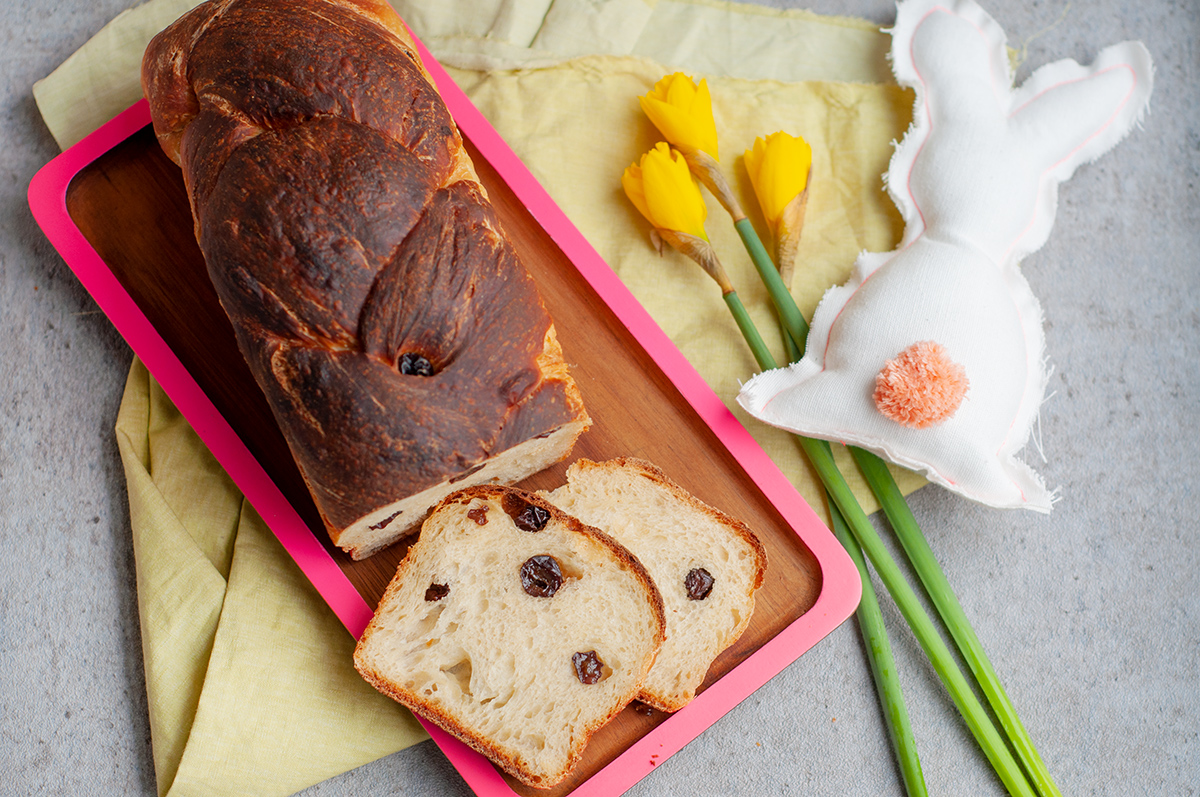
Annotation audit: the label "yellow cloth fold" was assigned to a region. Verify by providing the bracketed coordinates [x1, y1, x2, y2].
[116, 360, 427, 796]
[34, 0, 893, 151]
[36, 0, 926, 794]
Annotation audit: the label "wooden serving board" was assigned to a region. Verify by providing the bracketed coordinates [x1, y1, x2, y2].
[32, 52, 859, 796]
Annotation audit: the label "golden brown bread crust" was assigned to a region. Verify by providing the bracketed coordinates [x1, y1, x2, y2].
[141, 0, 588, 549]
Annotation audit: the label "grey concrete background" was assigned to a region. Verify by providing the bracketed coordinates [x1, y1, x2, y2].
[2, 0, 1196, 795]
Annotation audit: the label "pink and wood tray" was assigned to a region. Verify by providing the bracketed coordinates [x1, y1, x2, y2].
[28, 38, 860, 797]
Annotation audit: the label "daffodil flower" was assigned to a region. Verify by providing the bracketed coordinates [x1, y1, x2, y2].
[639, 73, 719, 161]
[643, 72, 744, 219]
[622, 142, 748, 298]
[744, 131, 812, 233]
[744, 131, 813, 285]
[639, 73, 745, 219]
[622, 142, 709, 241]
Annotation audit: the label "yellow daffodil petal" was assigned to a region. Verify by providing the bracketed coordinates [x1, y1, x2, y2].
[642, 143, 709, 239]
[621, 161, 653, 222]
[622, 142, 708, 240]
[639, 73, 719, 160]
[744, 131, 813, 229]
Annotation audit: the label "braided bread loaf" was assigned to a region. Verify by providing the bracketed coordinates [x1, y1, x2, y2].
[142, 0, 590, 558]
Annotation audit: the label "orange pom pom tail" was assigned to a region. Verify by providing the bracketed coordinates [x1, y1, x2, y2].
[874, 341, 969, 429]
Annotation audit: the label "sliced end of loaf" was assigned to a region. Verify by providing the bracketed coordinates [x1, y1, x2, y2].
[335, 415, 590, 560]
[335, 326, 591, 560]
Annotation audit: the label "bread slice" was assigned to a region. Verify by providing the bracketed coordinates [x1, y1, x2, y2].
[544, 458, 767, 712]
[354, 486, 666, 788]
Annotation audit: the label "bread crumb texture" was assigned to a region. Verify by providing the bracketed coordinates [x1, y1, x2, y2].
[354, 486, 664, 788]
[545, 457, 767, 712]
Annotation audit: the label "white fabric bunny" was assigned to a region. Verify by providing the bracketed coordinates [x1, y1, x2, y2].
[738, 0, 1153, 511]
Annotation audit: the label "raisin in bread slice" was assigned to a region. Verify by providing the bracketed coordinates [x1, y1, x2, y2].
[544, 458, 768, 712]
[354, 486, 666, 789]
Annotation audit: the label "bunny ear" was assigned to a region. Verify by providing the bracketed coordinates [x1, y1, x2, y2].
[1005, 41, 1154, 261]
[889, 0, 1011, 101]
[884, 0, 1154, 262]
[1012, 43, 1154, 176]
[884, 0, 1014, 248]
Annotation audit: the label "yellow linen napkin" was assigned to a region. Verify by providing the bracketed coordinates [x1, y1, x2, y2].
[35, 1, 924, 794]
[116, 359, 427, 796]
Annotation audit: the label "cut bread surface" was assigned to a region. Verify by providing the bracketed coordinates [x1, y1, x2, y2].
[354, 486, 665, 788]
[337, 413, 591, 560]
[545, 457, 767, 711]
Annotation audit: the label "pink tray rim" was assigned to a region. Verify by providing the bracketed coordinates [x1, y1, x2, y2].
[28, 45, 861, 797]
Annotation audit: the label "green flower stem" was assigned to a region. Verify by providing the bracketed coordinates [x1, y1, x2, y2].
[734, 217, 809, 355]
[730, 275, 924, 794]
[829, 500, 928, 797]
[735, 324, 1035, 797]
[722, 290, 774, 371]
[781, 322, 803, 364]
[849, 448, 1061, 797]
[731, 219, 1057, 797]
[803, 435, 1036, 797]
[729, 218, 802, 361]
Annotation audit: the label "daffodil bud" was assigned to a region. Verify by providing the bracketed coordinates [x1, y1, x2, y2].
[743, 131, 812, 233]
[622, 142, 709, 241]
[639, 73, 720, 161]
[744, 131, 813, 284]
